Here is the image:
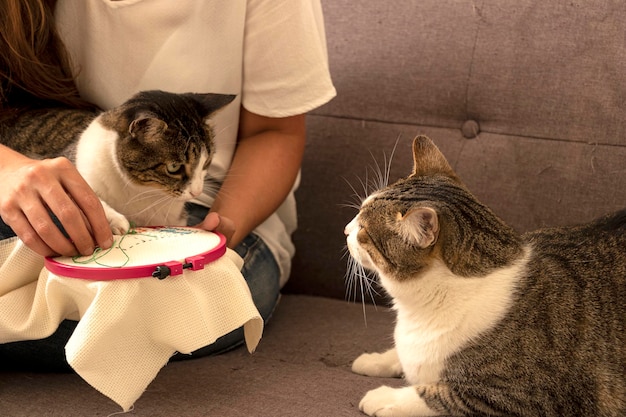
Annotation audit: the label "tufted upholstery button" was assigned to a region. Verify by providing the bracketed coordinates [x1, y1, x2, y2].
[461, 119, 480, 138]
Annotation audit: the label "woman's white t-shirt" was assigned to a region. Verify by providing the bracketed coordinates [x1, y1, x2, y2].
[54, 0, 336, 286]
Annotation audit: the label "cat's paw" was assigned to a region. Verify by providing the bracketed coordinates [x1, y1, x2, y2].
[107, 212, 131, 235]
[359, 386, 437, 417]
[352, 348, 403, 378]
[100, 200, 131, 235]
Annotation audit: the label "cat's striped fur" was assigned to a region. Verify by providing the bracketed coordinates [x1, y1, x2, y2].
[0, 90, 235, 233]
[346, 136, 626, 417]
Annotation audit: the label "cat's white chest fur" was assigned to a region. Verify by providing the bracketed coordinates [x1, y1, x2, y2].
[380, 254, 528, 384]
[75, 119, 122, 201]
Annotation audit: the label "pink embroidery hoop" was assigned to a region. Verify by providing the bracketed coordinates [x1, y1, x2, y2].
[44, 226, 227, 280]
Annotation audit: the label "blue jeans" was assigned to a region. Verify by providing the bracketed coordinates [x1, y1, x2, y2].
[0, 204, 281, 371]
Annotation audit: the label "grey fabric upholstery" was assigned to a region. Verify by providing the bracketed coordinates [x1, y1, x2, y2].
[286, 0, 626, 300]
[3, 1, 624, 415]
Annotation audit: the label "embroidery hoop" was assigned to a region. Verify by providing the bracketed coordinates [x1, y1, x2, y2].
[44, 226, 227, 280]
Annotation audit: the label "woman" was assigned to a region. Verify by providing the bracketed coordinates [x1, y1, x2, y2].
[0, 0, 336, 369]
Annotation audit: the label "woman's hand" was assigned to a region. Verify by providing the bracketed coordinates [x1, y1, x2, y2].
[196, 212, 236, 246]
[0, 146, 113, 257]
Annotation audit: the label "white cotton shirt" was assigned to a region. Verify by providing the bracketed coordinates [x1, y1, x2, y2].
[54, 0, 336, 286]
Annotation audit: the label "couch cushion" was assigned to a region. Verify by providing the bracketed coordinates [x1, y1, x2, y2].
[317, 0, 626, 143]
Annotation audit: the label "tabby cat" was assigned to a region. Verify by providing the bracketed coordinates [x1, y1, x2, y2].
[0, 90, 235, 234]
[345, 136, 625, 417]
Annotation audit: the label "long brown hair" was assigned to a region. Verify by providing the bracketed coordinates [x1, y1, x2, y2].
[0, 0, 91, 114]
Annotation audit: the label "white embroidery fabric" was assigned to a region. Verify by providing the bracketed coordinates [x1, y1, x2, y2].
[0, 237, 263, 411]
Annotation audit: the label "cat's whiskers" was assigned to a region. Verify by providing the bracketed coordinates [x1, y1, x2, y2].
[119, 176, 148, 197]
[368, 150, 388, 192]
[343, 247, 381, 326]
[341, 169, 376, 212]
[341, 142, 399, 321]
[125, 193, 173, 219]
[125, 188, 166, 204]
[369, 136, 399, 192]
[121, 189, 175, 218]
[213, 121, 237, 138]
[143, 196, 179, 225]
[162, 195, 188, 225]
[205, 170, 245, 202]
[343, 139, 399, 210]
[381, 136, 399, 189]
[340, 180, 368, 211]
[202, 176, 224, 195]
[182, 132, 199, 154]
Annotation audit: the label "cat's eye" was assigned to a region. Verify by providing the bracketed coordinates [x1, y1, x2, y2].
[165, 162, 184, 176]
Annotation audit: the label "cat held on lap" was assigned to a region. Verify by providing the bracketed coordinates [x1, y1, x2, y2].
[0, 90, 235, 234]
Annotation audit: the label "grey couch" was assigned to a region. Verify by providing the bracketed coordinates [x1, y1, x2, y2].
[2, 1, 625, 416]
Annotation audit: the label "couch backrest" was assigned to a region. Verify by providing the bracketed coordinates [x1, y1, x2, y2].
[284, 0, 626, 301]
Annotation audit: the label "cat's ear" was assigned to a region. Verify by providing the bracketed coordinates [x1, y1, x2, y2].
[190, 93, 237, 116]
[129, 117, 168, 143]
[411, 135, 457, 179]
[396, 207, 439, 248]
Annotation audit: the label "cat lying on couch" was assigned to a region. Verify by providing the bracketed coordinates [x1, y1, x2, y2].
[346, 136, 625, 417]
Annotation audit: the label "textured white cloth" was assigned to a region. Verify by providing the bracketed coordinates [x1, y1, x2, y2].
[0, 237, 263, 411]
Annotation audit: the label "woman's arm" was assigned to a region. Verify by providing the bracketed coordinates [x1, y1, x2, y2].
[0, 144, 113, 257]
[208, 107, 306, 248]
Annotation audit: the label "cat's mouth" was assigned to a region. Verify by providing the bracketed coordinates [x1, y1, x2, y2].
[346, 234, 376, 272]
[347, 218, 383, 273]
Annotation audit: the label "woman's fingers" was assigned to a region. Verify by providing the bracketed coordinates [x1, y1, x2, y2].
[22, 158, 94, 255]
[1, 209, 63, 257]
[0, 161, 75, 256]
[42, 177, 97, 255]
[197, 212, 236, 246]
[55, 159, 113, 253]
[0, 157, 112, 257]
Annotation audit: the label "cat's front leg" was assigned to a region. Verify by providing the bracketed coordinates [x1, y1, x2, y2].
[352, 348, 403, 378]
[100, 200, 130, 235]
[359, 385, 442, 417]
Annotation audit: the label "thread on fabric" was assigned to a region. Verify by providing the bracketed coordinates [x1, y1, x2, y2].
[71, 225, 155, 268]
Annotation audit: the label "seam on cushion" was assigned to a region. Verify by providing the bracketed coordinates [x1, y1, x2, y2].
[464, 0, 485, 122]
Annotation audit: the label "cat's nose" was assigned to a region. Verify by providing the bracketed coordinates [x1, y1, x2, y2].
[189, 184, 203, 198]
[344, 218, 357, 236]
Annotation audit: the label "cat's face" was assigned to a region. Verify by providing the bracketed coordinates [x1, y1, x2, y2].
[345, 196, 438, 281]
[101, 90, 235, 199]
[347, 137, 445, 281]
[345, 136, 465, 283]
[346, 136, 523, 287]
